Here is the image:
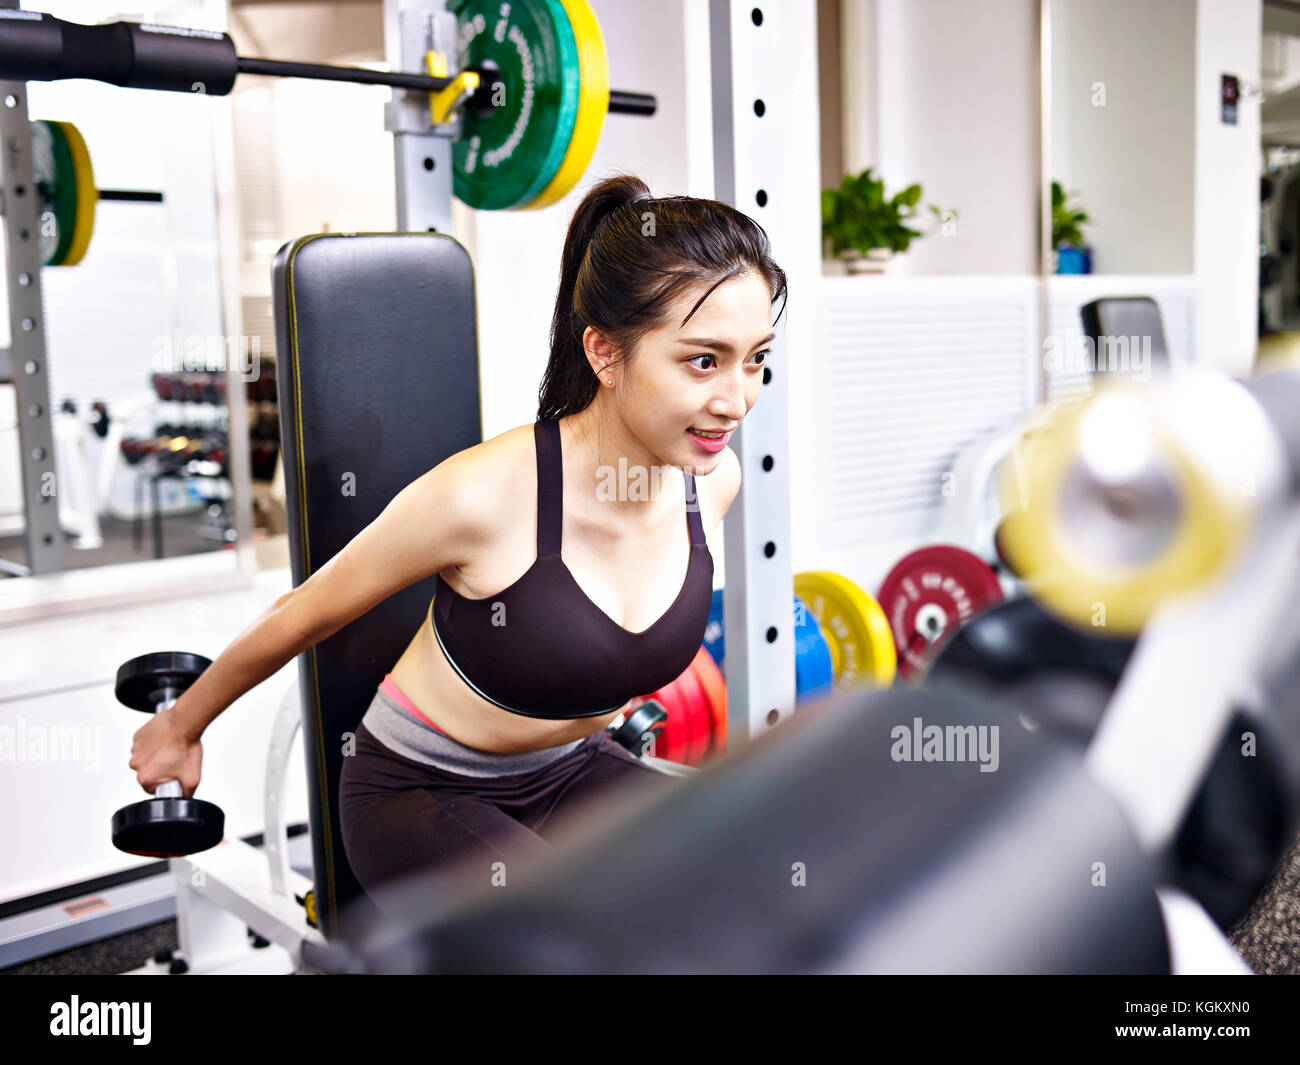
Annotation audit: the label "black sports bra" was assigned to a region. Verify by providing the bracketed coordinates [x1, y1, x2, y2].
[431, 418, 715, 718]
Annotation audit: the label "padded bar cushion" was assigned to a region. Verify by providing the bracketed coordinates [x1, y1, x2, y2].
[272, 232, 481, 940]
[344, 684, 1169, 973]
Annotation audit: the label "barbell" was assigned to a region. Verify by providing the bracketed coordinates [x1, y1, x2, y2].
[29, 118, 164, 266]
[0, 0, 656, 212]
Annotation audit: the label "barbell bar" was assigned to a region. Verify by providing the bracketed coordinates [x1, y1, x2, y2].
[0, 12, 653, 117]
[0, 5, 655, 211]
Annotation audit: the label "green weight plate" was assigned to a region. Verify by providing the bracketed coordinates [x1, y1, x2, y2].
[31, 120, 79, 266]
[452, 0, 580, 210]
[523, 0, 607, 209]
[54, 121, 97, 266]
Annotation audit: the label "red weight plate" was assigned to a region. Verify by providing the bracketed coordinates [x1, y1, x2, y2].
[877, 544, 1005, 681]
[690, 646, 727, 758]
[672, 662, 710, 767]
[659, 677, 688, 764]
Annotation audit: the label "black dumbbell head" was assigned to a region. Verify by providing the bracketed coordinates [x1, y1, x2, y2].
[112, 796, 224, 857]
[115, 651, 212, 712]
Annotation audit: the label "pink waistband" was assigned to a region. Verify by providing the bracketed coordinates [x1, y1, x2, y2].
[380, 674, 450, 737]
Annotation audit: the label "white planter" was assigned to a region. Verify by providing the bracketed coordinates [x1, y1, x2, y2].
[838, 248, 893, 275]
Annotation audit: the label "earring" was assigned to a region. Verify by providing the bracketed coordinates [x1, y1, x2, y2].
[606, 377, 613, 385]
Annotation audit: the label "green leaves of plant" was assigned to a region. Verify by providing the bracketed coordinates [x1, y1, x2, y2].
[892, 183, 921, 208]
[1051, 179, 1090, 250]
[821, 168, 955, 256]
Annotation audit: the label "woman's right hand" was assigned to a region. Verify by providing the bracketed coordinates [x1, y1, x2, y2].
[128, 707, 205, 798]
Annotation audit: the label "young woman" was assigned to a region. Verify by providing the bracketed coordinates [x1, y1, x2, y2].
[127, 173, 788, 910]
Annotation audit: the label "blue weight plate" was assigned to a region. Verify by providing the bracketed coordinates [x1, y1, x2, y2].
[794, 594, 834, 702]
[702, 589, 833, 703]
[703, 587, 725, 668]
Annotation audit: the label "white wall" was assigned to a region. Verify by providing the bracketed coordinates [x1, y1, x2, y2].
[839, 0, 1260, 353]
[868, 0, 1041, 275]
[1195, 0, 1262, 376]
[1050, 0, 1196, 275]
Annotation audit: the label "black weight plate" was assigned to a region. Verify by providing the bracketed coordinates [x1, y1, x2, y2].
[112, 797, 225, 857]
[115, 651, 212, 712]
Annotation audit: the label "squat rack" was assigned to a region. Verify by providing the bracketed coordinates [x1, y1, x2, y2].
[380, 0, 798, 741]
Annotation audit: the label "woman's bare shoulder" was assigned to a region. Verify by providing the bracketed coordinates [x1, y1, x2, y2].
[693, 444, 741, 538]
[430, 421, 537, 525]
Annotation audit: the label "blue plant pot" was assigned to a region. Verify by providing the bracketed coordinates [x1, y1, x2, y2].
[1055, 245, 1092, 275]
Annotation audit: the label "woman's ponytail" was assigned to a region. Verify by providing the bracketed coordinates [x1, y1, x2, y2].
[539, 175, 650, 421]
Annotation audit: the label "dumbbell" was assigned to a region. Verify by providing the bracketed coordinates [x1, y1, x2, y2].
[90, 401, 110, 439]
[112, 652, 225, 857]
[606, 700, 668, 756]
[120, 431, 217, 466]
[251, 439, 280, 480]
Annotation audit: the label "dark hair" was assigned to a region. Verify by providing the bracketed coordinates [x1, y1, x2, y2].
[538, 173, 788, 421]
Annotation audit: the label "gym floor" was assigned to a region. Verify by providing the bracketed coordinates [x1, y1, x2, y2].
[1227, 832, 1300, 974]
[3, 919, 181, 976]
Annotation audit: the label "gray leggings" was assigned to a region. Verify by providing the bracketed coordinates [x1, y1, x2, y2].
[338, 691, 675, 913]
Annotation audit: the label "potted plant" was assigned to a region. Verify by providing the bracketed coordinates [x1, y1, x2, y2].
[1052, 180, 1092, 274]
[821, 168, 954, 274]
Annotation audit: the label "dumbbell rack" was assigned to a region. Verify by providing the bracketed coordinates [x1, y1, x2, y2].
[119, 370, 234, 558]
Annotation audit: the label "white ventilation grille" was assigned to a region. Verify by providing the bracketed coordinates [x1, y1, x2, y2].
[820, 279, 1038, 542]
[817, 276, 1197, 545]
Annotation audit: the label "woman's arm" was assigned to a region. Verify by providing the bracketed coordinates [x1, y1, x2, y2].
[705, 445, 743, 538]
[169, 450, 497, 740]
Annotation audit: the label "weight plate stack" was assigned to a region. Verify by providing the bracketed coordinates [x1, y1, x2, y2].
[452, 0, 581, 210]
[523, 0, 608, 209]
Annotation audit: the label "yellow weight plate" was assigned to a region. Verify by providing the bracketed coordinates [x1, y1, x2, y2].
[997, 388, 1253, 636]
[794, 571, 897, 688]
[55, 121, 96, 267]
[523, 0, 608, 209]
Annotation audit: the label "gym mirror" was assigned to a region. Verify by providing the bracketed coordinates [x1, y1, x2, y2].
[1046, 0, 1196, 277]
[0, 0, 256, 621]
